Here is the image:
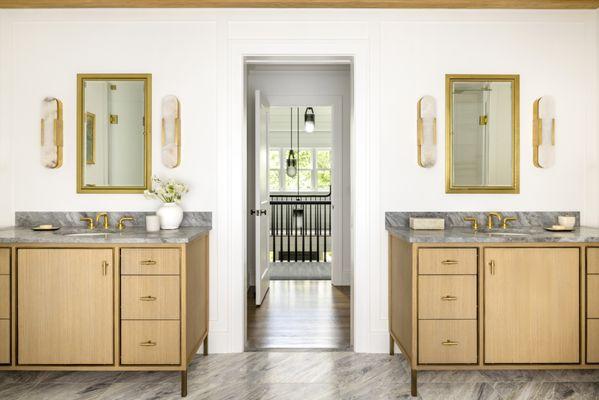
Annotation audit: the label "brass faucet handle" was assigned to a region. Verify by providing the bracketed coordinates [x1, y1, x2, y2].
[463, 217, 479, 231]
[117, 216, 135, 231]
[501, 216, 518, 229]
[486, 212, 503, 230]
[80, 217, 95, 230]
[95, 212, 110, 230]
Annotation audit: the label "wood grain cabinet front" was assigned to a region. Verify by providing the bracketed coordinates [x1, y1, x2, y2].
[121, 276, 180, 320]
[121, 320, 180, 365]
[484, 248, 580, 364]
[418, 275, 477, 320]
[418, 320, 477, 364]
[0, 249, 9, 275]
[0, 320, 9, 364]
[17, 249, 114, 365]
[588, 319, 599, 363]
[588, 248, 599, 274]
[121, 248, 180, 275]
[0, 276, 8, 320]
[418, 248, 477, 275]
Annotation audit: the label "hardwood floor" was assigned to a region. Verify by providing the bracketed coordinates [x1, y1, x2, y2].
[247, 280, 351, 350]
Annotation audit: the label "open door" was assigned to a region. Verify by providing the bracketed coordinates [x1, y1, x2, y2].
[254, 90, 270, 305]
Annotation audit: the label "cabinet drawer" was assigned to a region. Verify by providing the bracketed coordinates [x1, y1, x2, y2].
[121, 276, 180, 320]
[418, 320, 477, 364]
[419, 249, 477, 275]
[0, 319, 9, 364]
[588, 319, 599, 363]
[121, 320, 180, 365]
[418, 275, 477, 319]
[0, 249, 9, 275]
[121, 249, 180, 275]
[588, 248, 599, 274]
[0, 276, 9, 319]
[588, 275, 599, 318]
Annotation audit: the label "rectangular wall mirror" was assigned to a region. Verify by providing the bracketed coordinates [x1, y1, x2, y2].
[77, 74, 151, 193]
[446, 74, 519, 194]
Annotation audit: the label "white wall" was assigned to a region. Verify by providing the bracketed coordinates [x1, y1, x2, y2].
[0, 9, 597, 353]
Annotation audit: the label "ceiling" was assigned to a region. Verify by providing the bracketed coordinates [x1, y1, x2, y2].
[3, 1, 599, 9]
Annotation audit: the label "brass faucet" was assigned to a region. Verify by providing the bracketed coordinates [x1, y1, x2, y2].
[464, 217, 479, 231]
[117, 216, 134, 231]
[96, 212, 110, 230]
[486, 212, 503, 230]
[501, 216, 518, 229]
[80, 217, 95, 230]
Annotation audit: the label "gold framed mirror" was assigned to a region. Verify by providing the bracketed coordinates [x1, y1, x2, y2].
[445, 74, 519, 194]
[77, 73, 152, 194]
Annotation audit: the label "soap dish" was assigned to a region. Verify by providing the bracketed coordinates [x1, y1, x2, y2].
[32, 225, 60, 232]
[544, 225, 574, 232]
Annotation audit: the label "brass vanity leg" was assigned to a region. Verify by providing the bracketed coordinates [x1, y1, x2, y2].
[181, 370, 188, 397]
[389, 335, 394, 356]
[411, 369, 417, 397]
[203, 335, 209, 356]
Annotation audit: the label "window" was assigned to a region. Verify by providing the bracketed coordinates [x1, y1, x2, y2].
[269, 148, 331, 192]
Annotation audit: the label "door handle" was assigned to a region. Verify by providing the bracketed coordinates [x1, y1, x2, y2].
[442, 340, 459, 346]
[140, 260, 157, 266]
[102, 261, 109, 276]
[441, 295, 458, 301]
[489, 260, 496, 275]
[139, 340, 157, 347]
[250, 209, 267, 216]
[441, 260, 459, 265]
[139, 296, 157, 301]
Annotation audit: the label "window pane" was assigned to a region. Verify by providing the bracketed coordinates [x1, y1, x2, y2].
[299, 171, 312, 190]
[285, 173, 297, 191]
[317, 150, 331, 169]
[317, 170, 331, 190]
[269, 170, 280, 191]
[269, 150, 280, 169]
[297, 150, 312, 169]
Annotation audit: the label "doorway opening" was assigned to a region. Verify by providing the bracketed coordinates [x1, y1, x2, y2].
[245, 61, 352, 350]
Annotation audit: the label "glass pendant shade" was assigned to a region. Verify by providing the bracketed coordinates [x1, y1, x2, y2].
[304, 107, 315, 133]
[293, 209, 304, 229]
[286, 150, 297, 177]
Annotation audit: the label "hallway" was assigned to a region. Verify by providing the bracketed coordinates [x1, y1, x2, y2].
[247, 280, 350, 350]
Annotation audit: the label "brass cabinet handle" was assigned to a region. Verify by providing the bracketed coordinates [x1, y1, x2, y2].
[102, 261, 109, 276]
[140, 340, 157, 347]
[139, 296, 157, 302]
[441, 295, 458, 301]
[140, 260, 157, 266]
[441, 260, 459, 265]
[489, 260, 496, 275]
[442, 340, 459, 346]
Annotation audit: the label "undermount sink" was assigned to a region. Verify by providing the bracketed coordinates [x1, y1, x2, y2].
[58, 230, 117, 237]
[484, 231, 531, 237]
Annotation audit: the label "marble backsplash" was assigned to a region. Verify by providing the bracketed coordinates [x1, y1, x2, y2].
[385, 211, 580, 228]
[16, 211, 212, 228]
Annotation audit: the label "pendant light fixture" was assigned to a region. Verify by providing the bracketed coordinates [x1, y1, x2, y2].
[285, 107, 297, 178]
[293, 107, 304, 230]
[304, 107, 315, 133]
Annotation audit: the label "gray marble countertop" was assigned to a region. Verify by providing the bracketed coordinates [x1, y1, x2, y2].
[386, 226, 599, 243]
[0, 226, 211, 244]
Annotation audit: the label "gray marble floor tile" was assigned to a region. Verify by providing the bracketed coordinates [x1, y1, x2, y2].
[418, 382, 502, 400]
[0, 382, 38, 399]
[37, 371, 123, 385]
[20, 381, 112, 400]
[98, 380, 182, 400]
[0, 370, 46, 384]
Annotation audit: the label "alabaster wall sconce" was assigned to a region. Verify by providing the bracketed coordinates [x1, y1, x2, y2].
[417, 95, 437, 168]
[41, 97, 63, 169]
[161, 95, 181, 168]
[533, 96, 556, 168]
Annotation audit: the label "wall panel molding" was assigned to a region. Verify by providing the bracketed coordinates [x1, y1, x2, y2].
[2, 1, 598, 10]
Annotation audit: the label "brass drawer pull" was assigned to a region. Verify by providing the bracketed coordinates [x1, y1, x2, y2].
[102, 261, 109, 276]
[441, 260, 459, 265]
[441, 295, 458, 301]
[489, 260, 496, 275]
[140, 260, 157, 266]
[139, 296, 157, 301]
[442, 340, 459, 346]
[140, 340, 157, 347]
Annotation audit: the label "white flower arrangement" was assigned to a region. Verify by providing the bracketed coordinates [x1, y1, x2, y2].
[144, 176, 188, 204]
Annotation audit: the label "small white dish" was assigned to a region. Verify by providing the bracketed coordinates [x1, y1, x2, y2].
[32, 225, 60, 231]
[544, 225, 574, 232]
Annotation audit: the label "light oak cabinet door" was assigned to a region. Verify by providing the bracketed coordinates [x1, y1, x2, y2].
[484, 248, 579, 364]
[18, 249, 114, 365]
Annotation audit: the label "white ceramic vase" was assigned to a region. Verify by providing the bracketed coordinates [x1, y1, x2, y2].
[156, 202, 183, 230]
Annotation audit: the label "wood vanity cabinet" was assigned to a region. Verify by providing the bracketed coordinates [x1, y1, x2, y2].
[388, 236, 597, 397]
[0, 233, 209, 398]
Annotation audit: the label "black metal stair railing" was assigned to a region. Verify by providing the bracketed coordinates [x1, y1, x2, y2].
[269, 187, 331, 262]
